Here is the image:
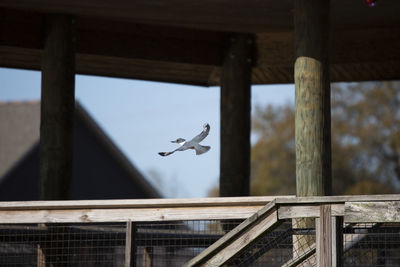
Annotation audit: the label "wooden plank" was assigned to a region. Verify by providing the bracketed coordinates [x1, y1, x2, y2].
[317, 205, 332, 267]
[2, 195, 400, 212]
[278, 204, 344, 219]
[40, 14, 75, 200]
[184, 200, 278, 266]
[0, 206, 267, 224]
[294, 0, 332, 197]
[219, 33, 253, 197]
[0, 196, 293, 210]
[345, 201, 400, 223]
[276, 194, 400, 204]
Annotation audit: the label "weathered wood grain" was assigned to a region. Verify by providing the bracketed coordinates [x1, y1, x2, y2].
[345, 201, 400, 223]
[278, 204, 344, 219]
[0, 206, 266, 224]
[276, 194, 400, 204]
[294, 0, 331, 197]
[316, 205, 332, 267]
[0, 196, 293, 210]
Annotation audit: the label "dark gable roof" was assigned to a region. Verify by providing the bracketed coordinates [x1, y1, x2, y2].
[74, 102, 161, 198]
[0, 101, 40, 179]
[0, 101, 161, 198]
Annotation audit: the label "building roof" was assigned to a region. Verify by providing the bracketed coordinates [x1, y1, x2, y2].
[1, 0, 399, 85]
[0, 101, 161, 198]
[0, 101, 40, 179]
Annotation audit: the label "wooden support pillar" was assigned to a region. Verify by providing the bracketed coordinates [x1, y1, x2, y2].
[294, 0, 331, 197]
[220, 33, 253, 197]
[40, 15, 75, 200]
[294, 0, 331, 258]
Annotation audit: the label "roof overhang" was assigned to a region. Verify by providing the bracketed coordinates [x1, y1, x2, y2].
[1, 0, 399, 86]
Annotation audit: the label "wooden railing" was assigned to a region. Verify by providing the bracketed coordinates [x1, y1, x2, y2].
[1, 194, 400, 266]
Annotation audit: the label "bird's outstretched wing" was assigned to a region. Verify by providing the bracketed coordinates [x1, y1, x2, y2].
[158, 145, 186, 157]
[190, 123, 210, 143]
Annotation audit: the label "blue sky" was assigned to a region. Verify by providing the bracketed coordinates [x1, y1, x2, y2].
[0, 67, 294, 198]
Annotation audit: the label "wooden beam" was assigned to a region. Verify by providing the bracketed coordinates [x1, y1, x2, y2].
[345, 201, 400, 223]
[40, 14, 75, 200]
[276, 194, 400, 204]
[278, 204, 344, 219]
[0, 196, 291, 210]
[0, 205, 265, 224]
[220, 33, 253, 197]
[294, 0, 331, 197]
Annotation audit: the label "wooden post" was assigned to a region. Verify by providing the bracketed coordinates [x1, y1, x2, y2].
[220, 33, 253, 197]
[125, 221, 137, 267]
[293, 0, 331, 258]
[316, 205, 332, 267]
[40, 15, 75, 200]
[294, 0, 331, 197]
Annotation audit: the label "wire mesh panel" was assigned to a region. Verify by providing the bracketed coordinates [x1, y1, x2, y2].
[0, 223, 126, 266]
[343, 223, 400, 267]
[0, 220, 246, 267]
[225, 219, 316, 267]
[134, 219, 243, 267]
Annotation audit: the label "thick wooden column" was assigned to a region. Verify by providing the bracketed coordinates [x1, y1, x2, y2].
[295, 0, 331, 197]
[220, 33, 253, 197]
[293, 0, 332, 258]
[40, 15, 75, 200]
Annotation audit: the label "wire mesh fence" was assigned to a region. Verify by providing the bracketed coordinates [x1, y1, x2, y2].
[0, 220, 245, 267]
[1, 202, 400, 266]
[0, 223, 126, 266]
[134, 219, 243, 266]
[343, 222, 400, 267]
[0, 219, 317, 267]
[227, 219, 316, 267]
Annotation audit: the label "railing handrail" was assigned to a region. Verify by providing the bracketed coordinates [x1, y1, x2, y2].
[0, 194, 400, 224]
[0, 195, 294, 210]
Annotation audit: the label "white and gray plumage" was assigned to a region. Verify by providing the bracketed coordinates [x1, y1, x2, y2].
[158, 124, 211, 156]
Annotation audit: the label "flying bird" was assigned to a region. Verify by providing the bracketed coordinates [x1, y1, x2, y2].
[159, 124, 211, 156]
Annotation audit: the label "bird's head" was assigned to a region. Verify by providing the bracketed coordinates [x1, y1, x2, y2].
[171, 138, 186, 145]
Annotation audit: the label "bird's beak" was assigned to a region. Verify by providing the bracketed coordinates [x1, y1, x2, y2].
[171, 140, 177, 143]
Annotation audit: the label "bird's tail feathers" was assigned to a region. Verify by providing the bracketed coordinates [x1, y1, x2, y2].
[195, 145, 211, 155]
